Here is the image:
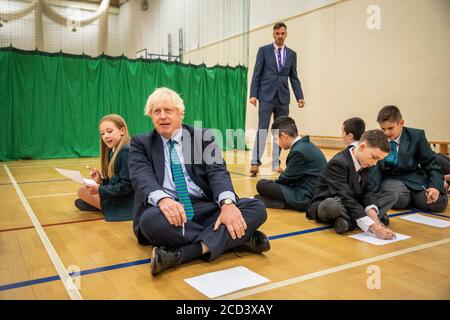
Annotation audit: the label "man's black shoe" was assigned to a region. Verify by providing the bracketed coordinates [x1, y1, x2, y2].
[74, 199, 100, 212]
[334, 217, 350, 234]
[237, 230, 271, 254]
[151, 247, 182, 275]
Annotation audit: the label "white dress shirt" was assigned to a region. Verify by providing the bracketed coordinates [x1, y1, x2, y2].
[148, 129, 236, 207]
[273, 43, 286, 71]
[291, 135, 302, 146]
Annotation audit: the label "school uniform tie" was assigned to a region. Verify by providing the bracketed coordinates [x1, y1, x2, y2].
[385, 140, 398, 167]
[168, 140, 195, 220]
[277, 47, 283, 71]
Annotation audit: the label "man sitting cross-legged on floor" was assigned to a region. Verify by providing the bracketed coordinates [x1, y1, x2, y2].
[128, 87, 270, 276]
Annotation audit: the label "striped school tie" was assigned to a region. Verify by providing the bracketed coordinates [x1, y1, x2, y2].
[168, 140, 195, 220]
[385, 140, 398, 167]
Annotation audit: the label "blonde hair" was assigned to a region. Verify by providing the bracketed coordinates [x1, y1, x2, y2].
[99, 114, 131, 179]
[144, 87, 185, 117]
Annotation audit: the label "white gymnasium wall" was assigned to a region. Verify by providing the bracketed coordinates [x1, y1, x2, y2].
[140, 0, 250, 65]
[184, 0, 450, 141]
[249, 0, 335, 30]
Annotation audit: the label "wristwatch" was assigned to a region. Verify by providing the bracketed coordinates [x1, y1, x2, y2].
[219, 198, 235, 207]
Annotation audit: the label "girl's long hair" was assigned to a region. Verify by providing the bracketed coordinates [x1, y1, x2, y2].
[99, 114, 131, 179]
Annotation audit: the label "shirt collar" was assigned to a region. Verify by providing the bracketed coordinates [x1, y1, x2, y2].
[292, 135, 302, 146]
[273, 43, 285, 50]
[390, 128, 402, 145]
[160, 128, 183, 146]
[349, 146, 362, 172]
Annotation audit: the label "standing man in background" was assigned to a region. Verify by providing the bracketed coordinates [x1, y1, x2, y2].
[249, 21, 305, 177]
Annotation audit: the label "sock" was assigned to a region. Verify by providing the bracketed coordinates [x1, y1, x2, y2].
[180, 242, 203, 264]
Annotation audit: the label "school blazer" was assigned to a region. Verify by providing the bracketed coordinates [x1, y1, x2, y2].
[275, 136, 327, 211]
[370, 127, 445, 193]
[307, 147, 378, 222]
[98, 144, 134, 221]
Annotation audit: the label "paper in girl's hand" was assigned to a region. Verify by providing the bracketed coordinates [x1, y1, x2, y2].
[83, 178, 98, 186]
[55, 168, 98, 186]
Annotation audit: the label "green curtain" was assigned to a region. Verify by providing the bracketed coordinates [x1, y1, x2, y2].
[0, 47, 248, 161]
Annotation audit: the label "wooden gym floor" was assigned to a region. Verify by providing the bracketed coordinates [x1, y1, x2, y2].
[0, 149, 449, 300]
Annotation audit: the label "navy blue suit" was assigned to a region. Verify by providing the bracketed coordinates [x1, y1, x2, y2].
[128, 125, 267, 260]
[250, 44, 304, 168]
[250, 44, 303, 104]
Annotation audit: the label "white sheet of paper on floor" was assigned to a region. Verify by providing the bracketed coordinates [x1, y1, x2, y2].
[400, 213, 450, 228]
[55, 168, 97, 186]
[349, 232, 410, 246]
[184, 266, 270, 298]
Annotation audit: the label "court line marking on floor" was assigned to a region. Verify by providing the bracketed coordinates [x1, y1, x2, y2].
[26, 192, 77, 199]
[0, 171, 279, 186]
[5, 161, 99, 169]
[215, 237, 450, 300]
[229, 171, 276, 178]
[3, 165, 83, 300]
[0, 217, 104, 233]
[0, 259, 151, 292]
[0, 209, 427, 292]
[0, 178, 71, 186]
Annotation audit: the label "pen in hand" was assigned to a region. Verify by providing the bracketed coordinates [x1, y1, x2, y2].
[422, 185, 434, 203]
[86, 166, 104, 179]
[180, 204, 185, 237]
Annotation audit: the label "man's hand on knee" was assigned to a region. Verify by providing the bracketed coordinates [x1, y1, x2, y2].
[213, 204, 247, 240]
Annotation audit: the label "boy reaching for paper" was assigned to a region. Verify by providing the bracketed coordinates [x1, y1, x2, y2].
[307, 130, 398, 240]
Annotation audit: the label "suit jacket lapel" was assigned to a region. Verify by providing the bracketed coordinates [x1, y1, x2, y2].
[151, 133, 165, 186]
[345, 148, 362, 194]
[181, 127, 195, 180]
[268, 45, 279, 73]
[360, 170, 369, 191]
[279, 46, 290, 73]
[398, 129, 410, 168]
[350, 167, 361, 194]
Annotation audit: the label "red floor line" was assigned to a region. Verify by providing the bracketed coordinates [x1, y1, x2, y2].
[0, 217, 105, 233]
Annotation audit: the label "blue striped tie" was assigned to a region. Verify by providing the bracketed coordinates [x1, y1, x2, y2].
[168, 140, 195, 220]
[385, 140, 398, 167]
